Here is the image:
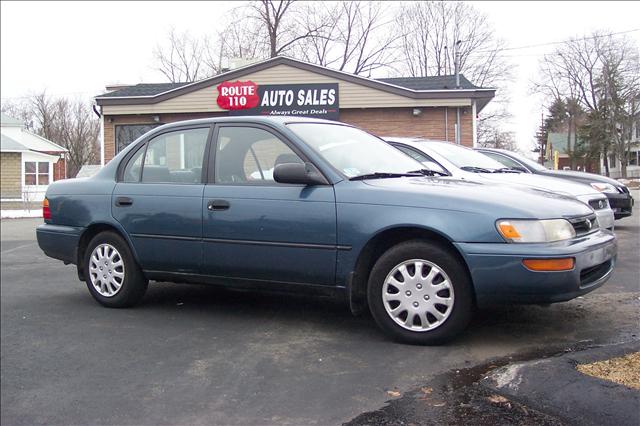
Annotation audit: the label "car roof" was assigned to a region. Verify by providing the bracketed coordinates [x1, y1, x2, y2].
[150, 116, 347, 133]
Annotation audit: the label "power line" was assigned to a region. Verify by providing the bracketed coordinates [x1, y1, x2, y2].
[473, 28, 640, 53]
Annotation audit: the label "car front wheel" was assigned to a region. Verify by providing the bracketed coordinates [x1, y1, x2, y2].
[84, 231, 148, 308]
[367, 240, 473, 344]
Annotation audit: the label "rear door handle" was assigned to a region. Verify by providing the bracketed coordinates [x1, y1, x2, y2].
[207, 199, 230, 211]
[115, 196, 133, 207]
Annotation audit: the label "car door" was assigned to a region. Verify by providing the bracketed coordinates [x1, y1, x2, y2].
[112, 126, 212, 273]
[202, 124, 337, 286]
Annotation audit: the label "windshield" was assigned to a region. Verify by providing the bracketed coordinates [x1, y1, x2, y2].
[504, 151, 548, 171]
[287, 123, 424, 177]
[425, 142, 507, 171]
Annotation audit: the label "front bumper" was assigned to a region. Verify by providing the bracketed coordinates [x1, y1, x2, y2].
[36, 224, 84, 264]
[455, 229, 617, 308]
[594, 208, 615, 230]
[606, 192, 634, 219]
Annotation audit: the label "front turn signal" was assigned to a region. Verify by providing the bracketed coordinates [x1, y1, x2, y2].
[522, 258, 575, 272]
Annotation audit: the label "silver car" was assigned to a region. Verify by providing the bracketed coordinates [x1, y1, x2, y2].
[385, 138, 615, 230]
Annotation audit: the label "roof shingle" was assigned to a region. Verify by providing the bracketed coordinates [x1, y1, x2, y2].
[98, 74, 480, 98]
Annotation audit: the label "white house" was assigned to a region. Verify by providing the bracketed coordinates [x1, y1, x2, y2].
[1, 113, 68, 203]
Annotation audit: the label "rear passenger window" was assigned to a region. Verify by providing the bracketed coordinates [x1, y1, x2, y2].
[123, 146, 145, 182]
[141, 128, 209, 184]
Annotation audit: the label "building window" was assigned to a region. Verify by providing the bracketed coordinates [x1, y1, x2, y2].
[629, 151, 639, 167]
[608, 154, 616, 168]
[115, 124, 160, 153]
[24, 161, 49, 185]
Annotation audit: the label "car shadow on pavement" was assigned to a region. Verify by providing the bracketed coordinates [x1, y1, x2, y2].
[80, 280, 636, 348]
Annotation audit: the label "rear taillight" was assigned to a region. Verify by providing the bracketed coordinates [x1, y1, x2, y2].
[43, 198, 51, 221]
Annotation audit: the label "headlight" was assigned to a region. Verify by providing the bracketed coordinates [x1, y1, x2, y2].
[496, 219, 576, 243]
[590, 182, 618, 193]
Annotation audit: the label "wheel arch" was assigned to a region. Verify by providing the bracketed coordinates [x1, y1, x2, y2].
[76, 221, 140, 281]
[347, 226, 474, 315]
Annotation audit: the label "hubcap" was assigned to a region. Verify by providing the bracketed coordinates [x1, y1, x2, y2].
[382, 259, 455, 332]
[89, 243, 125, 297]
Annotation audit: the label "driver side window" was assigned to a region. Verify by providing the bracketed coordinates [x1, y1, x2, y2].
[214, 127, 302, 184]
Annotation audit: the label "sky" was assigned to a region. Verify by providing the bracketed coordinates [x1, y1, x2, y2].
[2, 1, 639, 154]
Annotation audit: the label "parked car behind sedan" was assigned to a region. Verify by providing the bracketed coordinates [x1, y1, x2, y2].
[385, 138, 615, 230]
[475, 147, 634, 220]
[37, 118, 617, 345]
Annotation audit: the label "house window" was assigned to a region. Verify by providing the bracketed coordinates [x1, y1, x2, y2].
[608, 154, 616, 168]
[115, 124, 160, 153]
[24, 162, 50, 185]
[630, 151, 640, 167]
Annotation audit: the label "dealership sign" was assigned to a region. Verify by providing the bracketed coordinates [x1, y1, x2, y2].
[216, 81, 339, 120]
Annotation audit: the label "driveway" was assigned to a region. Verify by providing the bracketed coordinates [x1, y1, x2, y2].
[1, 192, 638, 425]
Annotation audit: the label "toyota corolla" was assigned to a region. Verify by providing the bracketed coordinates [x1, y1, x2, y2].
[37, 117, 617, 344]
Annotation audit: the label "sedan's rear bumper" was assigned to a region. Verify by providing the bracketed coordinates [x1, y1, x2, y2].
[36, 224, 84, 264]
[455, 230, 617, 308]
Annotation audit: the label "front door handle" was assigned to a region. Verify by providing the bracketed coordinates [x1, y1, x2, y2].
[115, 196, 133, 207]
[207, 199, 230, 211]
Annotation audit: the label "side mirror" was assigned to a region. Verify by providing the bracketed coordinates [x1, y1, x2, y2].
[274, 162, 328, 185]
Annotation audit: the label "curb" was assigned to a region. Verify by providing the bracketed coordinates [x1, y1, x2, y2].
[481, 340, 640, 426]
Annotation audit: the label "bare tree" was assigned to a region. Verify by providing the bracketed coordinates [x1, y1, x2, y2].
[242, 0, 328, 58]
[535, 31, 640, 176]
[295, 1, 399, 76]
[3, 92, 99, 177]
[53, 99, 100, 177]
[395, 1, 511, 146]
[153, 28, 217, 82]
[478, 129, 518, 151]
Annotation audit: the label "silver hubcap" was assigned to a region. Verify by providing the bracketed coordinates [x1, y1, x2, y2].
[89, 243, 125, 297]
[382, 259, 454, 332]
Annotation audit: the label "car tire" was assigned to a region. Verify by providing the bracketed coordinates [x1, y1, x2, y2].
[84, 231, 148, 308]
[367, 240, 473, 345]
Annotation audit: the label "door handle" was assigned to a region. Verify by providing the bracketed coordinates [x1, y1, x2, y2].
[207, 199, 230, 211]
[115, 196, 133, 207]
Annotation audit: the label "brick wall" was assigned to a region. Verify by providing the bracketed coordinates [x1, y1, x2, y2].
[340, 107, 473, 146]
[1, 152, 22, 199]
[103, 107, 474, 163]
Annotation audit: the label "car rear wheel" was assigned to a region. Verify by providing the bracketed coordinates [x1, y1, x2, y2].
[84, 231, 148, 308]
[367, 240, 473, 345]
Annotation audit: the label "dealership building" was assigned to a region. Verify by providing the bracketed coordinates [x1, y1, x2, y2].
[95, 56, 495, 164]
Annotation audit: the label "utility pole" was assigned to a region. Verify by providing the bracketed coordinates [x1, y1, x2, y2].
[454, 40, 462, 144]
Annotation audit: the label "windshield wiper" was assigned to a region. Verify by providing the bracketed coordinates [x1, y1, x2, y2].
[493, 167, 522, 173]
[349, 172, 422, 181]
[460, 166, 492, 173]
[407, 169, 449, 177]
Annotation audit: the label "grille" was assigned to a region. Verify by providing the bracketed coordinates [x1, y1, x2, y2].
[567, 214, 599, 236]
[588, 199, 609, 210]
[580, 259, 613, 288]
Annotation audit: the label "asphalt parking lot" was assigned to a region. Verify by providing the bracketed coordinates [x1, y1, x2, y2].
[1, 193, 638, 425]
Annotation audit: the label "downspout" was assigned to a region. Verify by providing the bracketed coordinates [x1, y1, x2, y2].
[92, 104, 104, 166]
[454, 40, 462, 145]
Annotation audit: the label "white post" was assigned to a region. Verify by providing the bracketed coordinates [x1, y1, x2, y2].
[472, 101, 478, 147]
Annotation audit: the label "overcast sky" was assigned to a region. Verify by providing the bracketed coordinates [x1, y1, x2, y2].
[2, 1, 639, 153]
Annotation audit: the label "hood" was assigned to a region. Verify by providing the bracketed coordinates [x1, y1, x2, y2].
[337, 176, 594, 219]
[543, 170, 624, 187]
[474, 172, 602, 198]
